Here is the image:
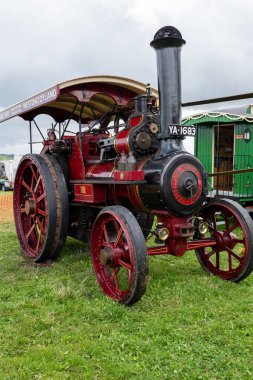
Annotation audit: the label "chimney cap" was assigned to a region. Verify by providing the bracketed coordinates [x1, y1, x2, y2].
[150, 26, 185, 49]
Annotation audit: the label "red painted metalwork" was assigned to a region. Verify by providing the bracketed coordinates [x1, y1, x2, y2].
[187, 240, 217, 250]
[74, 184, 106, 203]
[13, 157, 48, 259]
[4, 26, 253, 306]
[91, 210, 135, 301]
[129, 115, 143, 127]
[148, 246, 169, 255]
[90, 206, 148, 305]
[0, 77, 157, 124]
[13, 154, 69, 262]
[171, 163, 202, 206]
[61, 83, 136, 106]
[64, 136, 85, 180]
[113, 170, 144, 181]
[147, 212, 196, 257]
[148, 239, 217, 256]
[114, 128, 131, 155]
[82, 133, 108, 161]
[195, 200, 253, 282]
[86, 162, 114, 179]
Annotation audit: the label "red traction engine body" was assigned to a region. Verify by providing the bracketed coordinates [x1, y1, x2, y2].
[2, 26, 253, 305]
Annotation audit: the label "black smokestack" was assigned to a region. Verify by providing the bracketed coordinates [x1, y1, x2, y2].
[151, 26, 185, 155]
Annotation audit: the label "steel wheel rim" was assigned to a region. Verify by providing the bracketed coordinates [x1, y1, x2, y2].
[14, 158, 48, 258]
[91, 211, 136, 302]
[197, 204, 248, 280]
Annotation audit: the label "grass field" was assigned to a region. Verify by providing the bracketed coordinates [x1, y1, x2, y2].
[0, 214, 253, 378]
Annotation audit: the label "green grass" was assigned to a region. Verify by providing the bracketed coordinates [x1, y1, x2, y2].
[1, 223, 253, 379]
[0, 190, 13, 194]
[0, 154, 14, 160]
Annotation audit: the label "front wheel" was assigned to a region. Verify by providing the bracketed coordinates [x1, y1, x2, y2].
[196, 199, 253, 282]
[91, 206, 148, 305]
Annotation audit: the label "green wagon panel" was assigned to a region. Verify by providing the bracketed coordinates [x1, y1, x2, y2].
[195, 125, 213, 172]
[234, 124, 253, 197]
[194, 125, 213, 190]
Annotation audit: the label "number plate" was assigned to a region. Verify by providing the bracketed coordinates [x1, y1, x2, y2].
[168, 125, 196, 137]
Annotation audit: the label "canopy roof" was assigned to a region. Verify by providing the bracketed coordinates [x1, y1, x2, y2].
[182, 108, 253, 126]
[0, 75, 158, 124]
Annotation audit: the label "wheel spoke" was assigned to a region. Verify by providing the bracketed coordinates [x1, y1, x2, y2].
[37, 192, 46, 203]
[91, 207, 148, 305]
[25, 223, 35, 240]
[36, 217, 45, 236]
[118, 258, 132, 271]
[206, 249, 216, 258]
[110, 268, 120, 290]
[227, 221, 239, 234]
[113, 220, 120, 233]
[22, 179, 32, 193]
[30, 165, 38, 190]
[228, 251, 233, 271]
[233, 238, 245, 244]
[215, 251, 220, 269]
[34, 175, 42, 192]
[35, 228, 42, 252]
[224, 213, 230, 230]
[30, 164, 38, 183]
[14, 155, 68, 262]
[196, 201, 253, 282]
[210, 211, 217, 231]
[37, 208, 47, 217]
[127, 268, 132, 283]
[226, 247, 243, 262]
[102, 224, 109, 245]
[114, 227, 123, 247]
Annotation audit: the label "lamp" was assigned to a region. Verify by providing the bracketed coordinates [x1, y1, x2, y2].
[244, 128, 251, 143]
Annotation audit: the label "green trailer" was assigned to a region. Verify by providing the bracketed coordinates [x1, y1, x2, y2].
[182, 105, 253, 212]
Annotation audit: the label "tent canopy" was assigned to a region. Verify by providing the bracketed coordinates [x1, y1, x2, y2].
[0, 75, 158, 124]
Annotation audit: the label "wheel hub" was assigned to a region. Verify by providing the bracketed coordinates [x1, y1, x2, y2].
[213, 231, 235, 250]
[100, 246, 114, 265]
[24, 199, 36, 215]
[100, 244, 123, 266]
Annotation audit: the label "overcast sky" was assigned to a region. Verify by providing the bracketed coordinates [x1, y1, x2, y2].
[1, 0, 253, 156]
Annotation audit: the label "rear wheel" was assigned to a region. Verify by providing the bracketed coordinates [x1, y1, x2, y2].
[91, 206, 148, 305]
[196, 199, 253, 282]
[13, 154, 68, 262]
[42, 154, 69, 259]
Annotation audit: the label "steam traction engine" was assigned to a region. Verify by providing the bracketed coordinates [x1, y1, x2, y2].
[1, 26, 253, 305]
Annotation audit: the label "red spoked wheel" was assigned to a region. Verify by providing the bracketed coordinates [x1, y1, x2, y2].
[196, 199, 253, 282]
[91, 206, 148, 305]
[13, 154, 68, 262]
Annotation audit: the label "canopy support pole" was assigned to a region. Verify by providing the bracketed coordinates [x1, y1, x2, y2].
[29, 120, 33, 153]
[216, 122, 220, 197]
[79, 103, 84, 159]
